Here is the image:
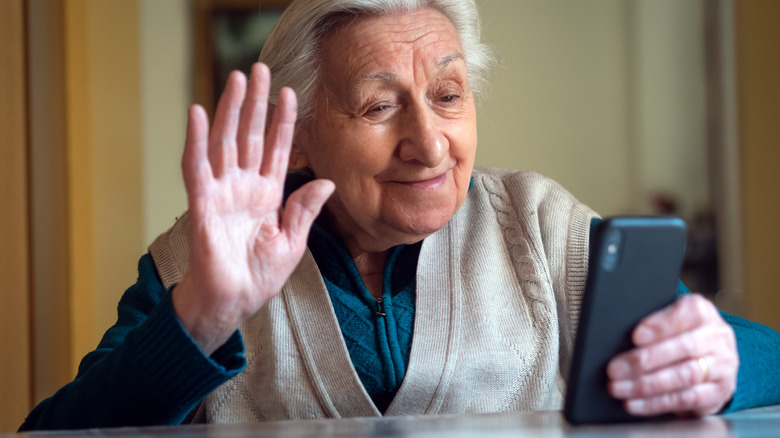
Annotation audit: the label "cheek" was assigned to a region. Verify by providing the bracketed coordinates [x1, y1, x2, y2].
[450, 122, 478, 173]
[325, 132, 395, 178]
[442, 102, 478, 157]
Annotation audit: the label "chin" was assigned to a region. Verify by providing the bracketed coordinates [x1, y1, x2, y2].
[393, 206, 457, 239]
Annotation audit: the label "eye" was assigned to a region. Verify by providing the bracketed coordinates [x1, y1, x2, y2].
[362, 101, 398, 121]
[440, 94, 460, 103]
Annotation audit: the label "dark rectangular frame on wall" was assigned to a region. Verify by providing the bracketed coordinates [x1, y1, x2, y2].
[193, 0, 292, 116]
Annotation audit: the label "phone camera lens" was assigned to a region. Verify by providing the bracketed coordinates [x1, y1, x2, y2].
[601, 230, 622, 271]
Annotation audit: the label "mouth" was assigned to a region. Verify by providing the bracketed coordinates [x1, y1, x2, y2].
[397, 172, 448, 190]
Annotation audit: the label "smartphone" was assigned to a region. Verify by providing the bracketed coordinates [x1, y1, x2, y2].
[563, 216, 687, 424]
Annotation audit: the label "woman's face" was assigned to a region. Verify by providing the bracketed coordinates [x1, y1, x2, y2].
[293, 8, 478, 255]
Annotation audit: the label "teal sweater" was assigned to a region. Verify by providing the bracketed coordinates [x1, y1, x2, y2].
[307, 220, 420, 413]
[19, 224, 780, 430]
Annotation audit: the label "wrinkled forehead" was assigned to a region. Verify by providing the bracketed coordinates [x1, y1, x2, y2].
[316, 8, 465, 91]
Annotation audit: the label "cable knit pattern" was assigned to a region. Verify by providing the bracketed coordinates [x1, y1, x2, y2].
[481, 175, 542, 285]
[475, 172, 557, 411]
[149, 167, 597, 421]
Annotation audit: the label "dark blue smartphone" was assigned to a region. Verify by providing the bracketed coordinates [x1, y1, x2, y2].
[564, 216, 687, 424]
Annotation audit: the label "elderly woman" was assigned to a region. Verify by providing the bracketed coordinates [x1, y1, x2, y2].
[21, 0, 780, 430]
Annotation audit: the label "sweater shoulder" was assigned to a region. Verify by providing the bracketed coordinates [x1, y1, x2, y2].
[471, 167, 595, 220]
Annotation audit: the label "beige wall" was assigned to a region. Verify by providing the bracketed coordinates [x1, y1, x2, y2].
[475, 0, 710, 219]
[141, 0, 190, 246]
[631, 0, 710, 220]
[476, 0, 633, 216]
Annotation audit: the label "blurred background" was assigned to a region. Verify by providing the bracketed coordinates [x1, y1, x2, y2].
[2, 0, 778, 431]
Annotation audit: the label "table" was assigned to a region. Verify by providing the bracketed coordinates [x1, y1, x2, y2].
[10, 405, 780, 437]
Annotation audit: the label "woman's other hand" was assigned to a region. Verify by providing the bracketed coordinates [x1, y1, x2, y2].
[172, 63, 334, 355]
[607, 293, 739, 417]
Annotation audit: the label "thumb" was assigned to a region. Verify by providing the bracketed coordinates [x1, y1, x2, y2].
[281, 179, 335, 247]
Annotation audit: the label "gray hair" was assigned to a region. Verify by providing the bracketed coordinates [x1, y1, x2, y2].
[257, 0, 496, 129]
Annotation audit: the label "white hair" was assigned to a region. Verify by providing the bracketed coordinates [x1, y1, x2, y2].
[257, 0, 496, 128]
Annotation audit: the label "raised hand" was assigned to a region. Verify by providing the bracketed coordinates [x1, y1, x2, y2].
[172, 63, 334, 355]
[607, 294, 739, 416]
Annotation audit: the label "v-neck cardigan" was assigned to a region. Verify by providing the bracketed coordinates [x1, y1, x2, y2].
[149, 168, 597, 421]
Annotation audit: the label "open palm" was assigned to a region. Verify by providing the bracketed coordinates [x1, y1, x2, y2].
[172, 63, 333, 355]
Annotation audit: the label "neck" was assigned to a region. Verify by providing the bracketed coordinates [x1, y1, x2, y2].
[353, 251, 388, 299]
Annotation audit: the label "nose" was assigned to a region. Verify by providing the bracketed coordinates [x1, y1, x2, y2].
[397, 103, 448, 168]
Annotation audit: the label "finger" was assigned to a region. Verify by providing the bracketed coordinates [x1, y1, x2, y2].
[261, 87, 297, 181]
[209, 70, 247, 177]
[633, 294, 719, 346]
[281, 179, 335, 249]
[623, 382, 727, 416]
[182, 104, 213, 198]
[608, 323, 734, 379]
[609, 356, 718, 399]
[237, 63, 270, 170]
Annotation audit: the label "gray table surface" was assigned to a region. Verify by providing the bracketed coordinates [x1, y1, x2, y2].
[10, 405, 780, 438]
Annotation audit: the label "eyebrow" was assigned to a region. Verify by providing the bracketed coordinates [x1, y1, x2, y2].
[356, 52, 465, 85]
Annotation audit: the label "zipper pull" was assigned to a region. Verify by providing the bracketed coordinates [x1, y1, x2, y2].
[376, 297, 386, 317]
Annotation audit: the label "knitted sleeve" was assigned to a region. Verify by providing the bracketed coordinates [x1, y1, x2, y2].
[675, 282, 780, 412]
[18, 253, 246, 431]
[720, 311, 780, 412]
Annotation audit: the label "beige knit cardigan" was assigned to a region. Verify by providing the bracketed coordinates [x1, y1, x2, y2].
[148, 167, 597, 422]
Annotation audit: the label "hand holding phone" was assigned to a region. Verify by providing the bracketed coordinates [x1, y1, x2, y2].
[564, 216, 687, 424]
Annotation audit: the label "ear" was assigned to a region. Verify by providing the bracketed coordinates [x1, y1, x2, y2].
[288, 142, 311, 170]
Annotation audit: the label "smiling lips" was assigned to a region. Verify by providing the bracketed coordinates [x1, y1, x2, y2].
[397, 172, 448, 190]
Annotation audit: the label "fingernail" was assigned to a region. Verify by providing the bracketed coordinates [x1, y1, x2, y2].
[635, 326, 654, 344]
[608, 359, 630, 378]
